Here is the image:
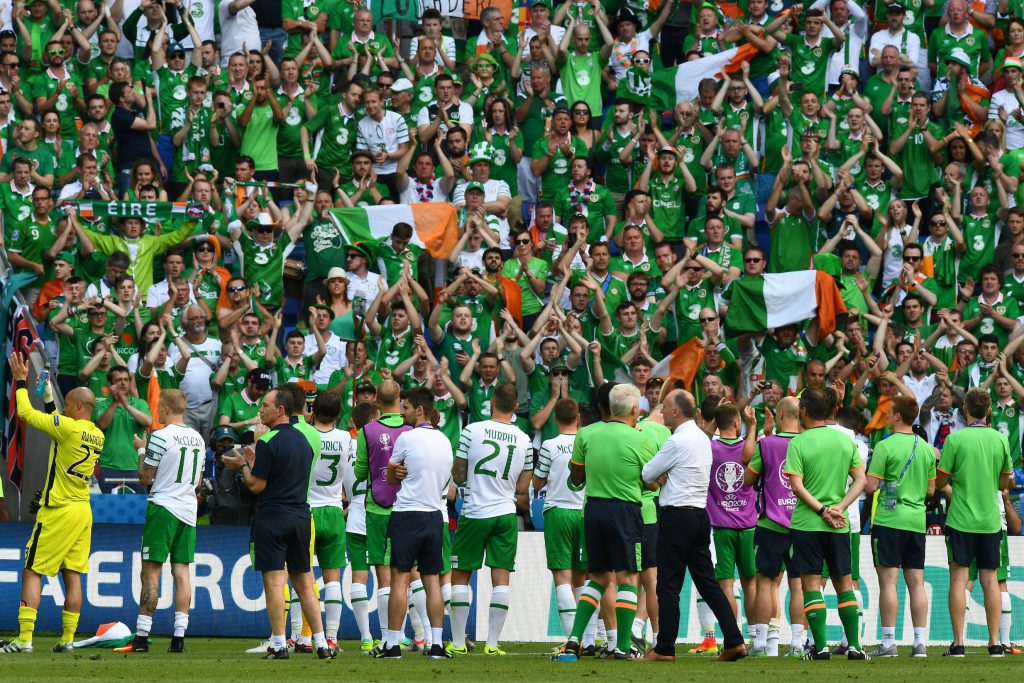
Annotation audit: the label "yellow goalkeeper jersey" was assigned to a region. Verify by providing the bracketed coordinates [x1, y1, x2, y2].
[16, 388, 105, 507]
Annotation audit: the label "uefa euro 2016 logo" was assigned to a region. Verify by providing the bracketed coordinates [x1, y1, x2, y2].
[778, 460, 791, 490]
[716, 461, 745, 494]
[379, 433, 392, 452]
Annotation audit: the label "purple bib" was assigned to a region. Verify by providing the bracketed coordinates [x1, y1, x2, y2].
[757, 434, 797, 529]
[363, 419, 412, 508]
[707, 438, 757, 529]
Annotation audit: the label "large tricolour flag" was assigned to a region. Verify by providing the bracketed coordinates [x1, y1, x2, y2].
[326, 203, 459, 258]
[725, 271, 847, 336]
[651, 44, 759, 111]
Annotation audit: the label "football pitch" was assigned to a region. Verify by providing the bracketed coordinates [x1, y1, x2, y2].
[0, 638, 1017, 682]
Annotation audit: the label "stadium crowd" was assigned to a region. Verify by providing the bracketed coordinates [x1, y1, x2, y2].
[0, 0, 1021, 666]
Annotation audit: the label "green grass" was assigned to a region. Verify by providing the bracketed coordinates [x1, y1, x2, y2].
[0, 638, 1018, 682]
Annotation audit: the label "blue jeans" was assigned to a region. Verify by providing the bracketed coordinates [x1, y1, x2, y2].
[260, 27, 287, 65]
[156, 134, 174, 181]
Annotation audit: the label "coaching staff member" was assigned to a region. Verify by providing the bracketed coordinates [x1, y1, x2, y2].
[638, 389, 747, 663]
[223, 387, 336, 660]
[375, 387, 454, 660]
[554, 384, 658, 661]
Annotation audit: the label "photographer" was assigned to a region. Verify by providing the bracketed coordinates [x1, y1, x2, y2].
[203, 425, 257, 526]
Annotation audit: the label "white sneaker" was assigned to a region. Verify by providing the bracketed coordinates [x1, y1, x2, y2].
[245, 639, 273, 654]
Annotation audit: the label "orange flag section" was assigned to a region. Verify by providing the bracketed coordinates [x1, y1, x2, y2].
[651, 337, 705, 389]
[814, 270, 848, 337]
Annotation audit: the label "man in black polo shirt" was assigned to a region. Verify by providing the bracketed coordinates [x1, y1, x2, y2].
[109, 82, 159, 195]
[223, 388, 335, 660]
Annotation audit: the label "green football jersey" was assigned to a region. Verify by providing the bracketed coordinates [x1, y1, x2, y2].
[570, 420, 658, 503]
[784, 426, 863, 533]
[867, 432, 936, 532]
[937, 425, 1013, 534]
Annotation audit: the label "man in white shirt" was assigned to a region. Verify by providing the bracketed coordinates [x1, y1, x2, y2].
[114, 390, 206, 654]
[638, 389, 746, 662]
[168, 305, 221, 438]
[868, 3, 922, 72]
[218, 0, 260, 67]
[355, 88, 410, 197]
[377, 386, 454, 660]
[811, 0, 870, 90]
[344, 242, 385, 309]
[306, 305, 346, 386]
[453, 143, 512, 246]
[146, 249, 193, 310]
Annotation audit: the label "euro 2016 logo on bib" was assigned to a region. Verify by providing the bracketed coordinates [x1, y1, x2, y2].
[716, 461, 745, 494]
[778, 460, 791, 490]
[379, 433, 392, 452]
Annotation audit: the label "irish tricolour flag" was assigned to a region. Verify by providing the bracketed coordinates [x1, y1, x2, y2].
[725, 271, 847, 336]
[651, 44, 759, 111]
[327, 203, 459, 257]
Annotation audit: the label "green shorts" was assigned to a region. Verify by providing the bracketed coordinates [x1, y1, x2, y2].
[452, 513, 518, 572]
[348, 532, 369, 572]
[713, 526, 756, 580]
[312, 506, 347, 570]
[822, 532, 860, 581]
[968, 530, 1010, 582]
[366, 511, 391, 566]
[141, 502, 196, 565]
[441, 521, 452, 576]
[543, 507, 587, 571]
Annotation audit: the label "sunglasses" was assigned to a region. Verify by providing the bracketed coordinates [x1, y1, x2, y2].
[1014, 253, 1024, 259]
[346, 253, 361, 259]
[931, 220, 946, 226]
[744, 257, 762, 264]
[573, 109, 589, 115]
[516, 238, 531, 245]
[4, 61, 18, 68]
[47, 49, 65, 57]
[228, 285, 247, 293]
[685, 265, 703, 271]
[169, 51, 185, 58]
[196, 245, 215, 253]
[551, 370, 570, 377]
[254, 226, 273, 233]
[700, 317, 718, 323]
[903, 255, 921, 262]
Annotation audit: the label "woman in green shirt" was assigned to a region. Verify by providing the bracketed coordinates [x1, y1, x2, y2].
[501, 230, 550, 330]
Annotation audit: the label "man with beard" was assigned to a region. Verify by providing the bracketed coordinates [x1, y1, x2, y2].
[169, 304, 222, 439]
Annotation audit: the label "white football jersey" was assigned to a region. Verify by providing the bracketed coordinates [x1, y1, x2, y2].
[390, 426, 454, 513]
[536, 433, 583, 511]
[145, 423, 207, 526]
[310, 427, 352, 508]
[343, 437, 367, 534]
[456, 420, 533, 519]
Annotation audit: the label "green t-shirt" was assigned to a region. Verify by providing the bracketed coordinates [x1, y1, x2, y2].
[785, 426, 863, 532]
[867, 432, 936, 533]
[8, 217, 58, 277]
[783, 33, 837, 97]
[962, 294, 1019, 348]
[303, 96, 358, 178]
[239, 104, 280, 171]
[276, 88, 313, 158]
[959, 210, 999, 282]
[893, 121, 943, 198]
[571, 420, 658, 503]
[674, 280, 716, 344]
[554, 184, 617, 244]
[31, 69, 84, 137]
[769, 207, 816, 273]
[239, 231, 293, 307]
[91, 396, 152, 471]
[532, 136, 589, 200]
[937, 425, 1013, 534]
[502, 257, 549, 315]
[648, 168, 687, 241]
[218, 390, 262, 434]
[155, 64, 198, 133]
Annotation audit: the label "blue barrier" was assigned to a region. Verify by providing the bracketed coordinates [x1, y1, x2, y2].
[90, 494, 148, 524]
[0, 522, 473, 639]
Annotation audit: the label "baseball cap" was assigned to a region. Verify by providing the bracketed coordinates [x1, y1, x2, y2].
[657, 146, 677, 157]
[464, 181, 486, 194]
[351, 148, 374, 161]
[840, 64, 859, 79]
[886, 2, 906, 12]
[248, 368, 273, 390]
[211, 425, 238, 443]
[166, 41, 186, 55]
[391, 77, 413, 93]
[532, 0, 552, 9]
[548, 358, 571, 374]
[325, 266, 346, 282]
[552, 104, 571, 116]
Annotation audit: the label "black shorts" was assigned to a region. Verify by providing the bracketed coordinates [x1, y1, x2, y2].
[252, 511, 312, 573]
[388, 510, 444, 574]
[945, 526, 1001, 570]
[641, 523, 658, 570]
[871, 524, 926, 570]
[754, 525, 794, 578]
[789, 529, 851, 578]
[584, 498, 643, 573]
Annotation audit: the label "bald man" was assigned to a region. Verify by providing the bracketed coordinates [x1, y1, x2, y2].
[1, 353, 104, 654]
[640, 390, 747, 662]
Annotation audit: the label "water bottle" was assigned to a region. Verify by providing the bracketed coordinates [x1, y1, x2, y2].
[34, 362, 50, 396]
